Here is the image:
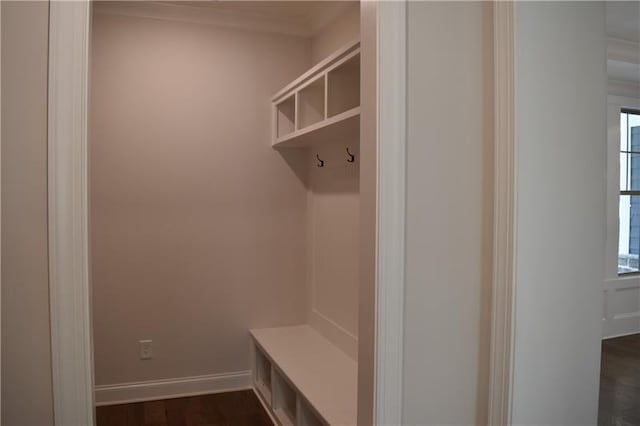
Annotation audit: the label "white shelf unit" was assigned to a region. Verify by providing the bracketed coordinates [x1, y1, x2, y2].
[271, 40, 360, 148]
[250, 325, 357, 426]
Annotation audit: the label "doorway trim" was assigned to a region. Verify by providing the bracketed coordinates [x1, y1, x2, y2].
[47, 1, 94, 425]
[488, 2, 516, 425]
[374, 0, 407, 424]
[47, 0, 409, 424]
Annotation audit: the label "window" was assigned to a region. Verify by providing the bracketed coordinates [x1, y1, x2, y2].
[618, 109, 640, 274]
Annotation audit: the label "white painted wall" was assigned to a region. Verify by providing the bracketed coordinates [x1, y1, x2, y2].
[1, 1, 55, 425]
[91, 5, 363, 391]
[90, 12, 312, 386]
[511, 3, 607, 424]
[404, 2, 493, 424]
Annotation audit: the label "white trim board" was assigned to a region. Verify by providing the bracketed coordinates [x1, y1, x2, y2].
[48, 1, 94, 425]
[0, 0, 3, 418]
[94, 371, 252, 406]
[488, 2, 516, 425]
[603, 330, 640, 340]
[374, 1, 407, 425]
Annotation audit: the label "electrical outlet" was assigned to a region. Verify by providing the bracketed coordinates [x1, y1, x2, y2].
[139, 340, 153, 360]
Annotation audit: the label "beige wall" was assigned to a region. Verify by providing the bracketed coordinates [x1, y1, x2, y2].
[90, 12, 312, 385]
[311, 3, 360, 65]
[403, 2, 493, 424]
[305, 2, 361, 359]
[1, 1, 55, 425]
[92, 0, 363, 392]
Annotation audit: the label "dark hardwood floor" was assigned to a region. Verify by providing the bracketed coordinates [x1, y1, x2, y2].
[95, 338, 640, 426]
[599, 334, 640, 426]
[96, 390, 273, 426]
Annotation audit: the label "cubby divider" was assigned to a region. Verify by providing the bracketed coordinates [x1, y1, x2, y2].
[297, 398, 324, 426]
[273, 372, 297, 426]
[254, 348, 272, 404]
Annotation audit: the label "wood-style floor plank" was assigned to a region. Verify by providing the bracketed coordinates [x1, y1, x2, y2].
[96, 390, 272, 426]
[599, 334, 640, 426]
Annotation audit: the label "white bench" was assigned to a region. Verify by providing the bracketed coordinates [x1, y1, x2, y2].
[250, 325, 357, 426]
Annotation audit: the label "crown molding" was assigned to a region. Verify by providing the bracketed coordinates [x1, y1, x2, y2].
[608, 79, 640, 99]
[93, 1, 308, 36]
[93, 1, 354, 38]
[608, 37, 640, 64]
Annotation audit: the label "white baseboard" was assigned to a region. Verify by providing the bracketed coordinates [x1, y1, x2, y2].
[95, 370, 252, 406]
[603, 329, 640, 340]
[602, 314, 640, 340]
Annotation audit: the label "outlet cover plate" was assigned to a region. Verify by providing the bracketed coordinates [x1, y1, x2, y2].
[139, 339, 153, 360]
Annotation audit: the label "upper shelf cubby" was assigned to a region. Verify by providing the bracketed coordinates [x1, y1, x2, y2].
[276, 95, 296, 139]
[298, 76, 325, 129]
[327, 54, 360, 118]
[271, 40, 360, 148]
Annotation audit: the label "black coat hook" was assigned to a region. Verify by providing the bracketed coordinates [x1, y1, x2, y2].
[316, 154, 325, 168]
[346, 148, 355, 163]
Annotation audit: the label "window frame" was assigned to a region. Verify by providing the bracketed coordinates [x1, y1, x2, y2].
[618, 108, 640, 275]
[612, 102, 640, 277]
[604, 95, 640, 338]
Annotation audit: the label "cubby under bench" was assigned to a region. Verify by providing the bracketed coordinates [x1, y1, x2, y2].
[250, 325, 357, 426]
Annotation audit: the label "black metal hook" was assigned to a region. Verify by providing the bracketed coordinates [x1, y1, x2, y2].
[346, 148, 355, 163]
[316, 154, 325, 168]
